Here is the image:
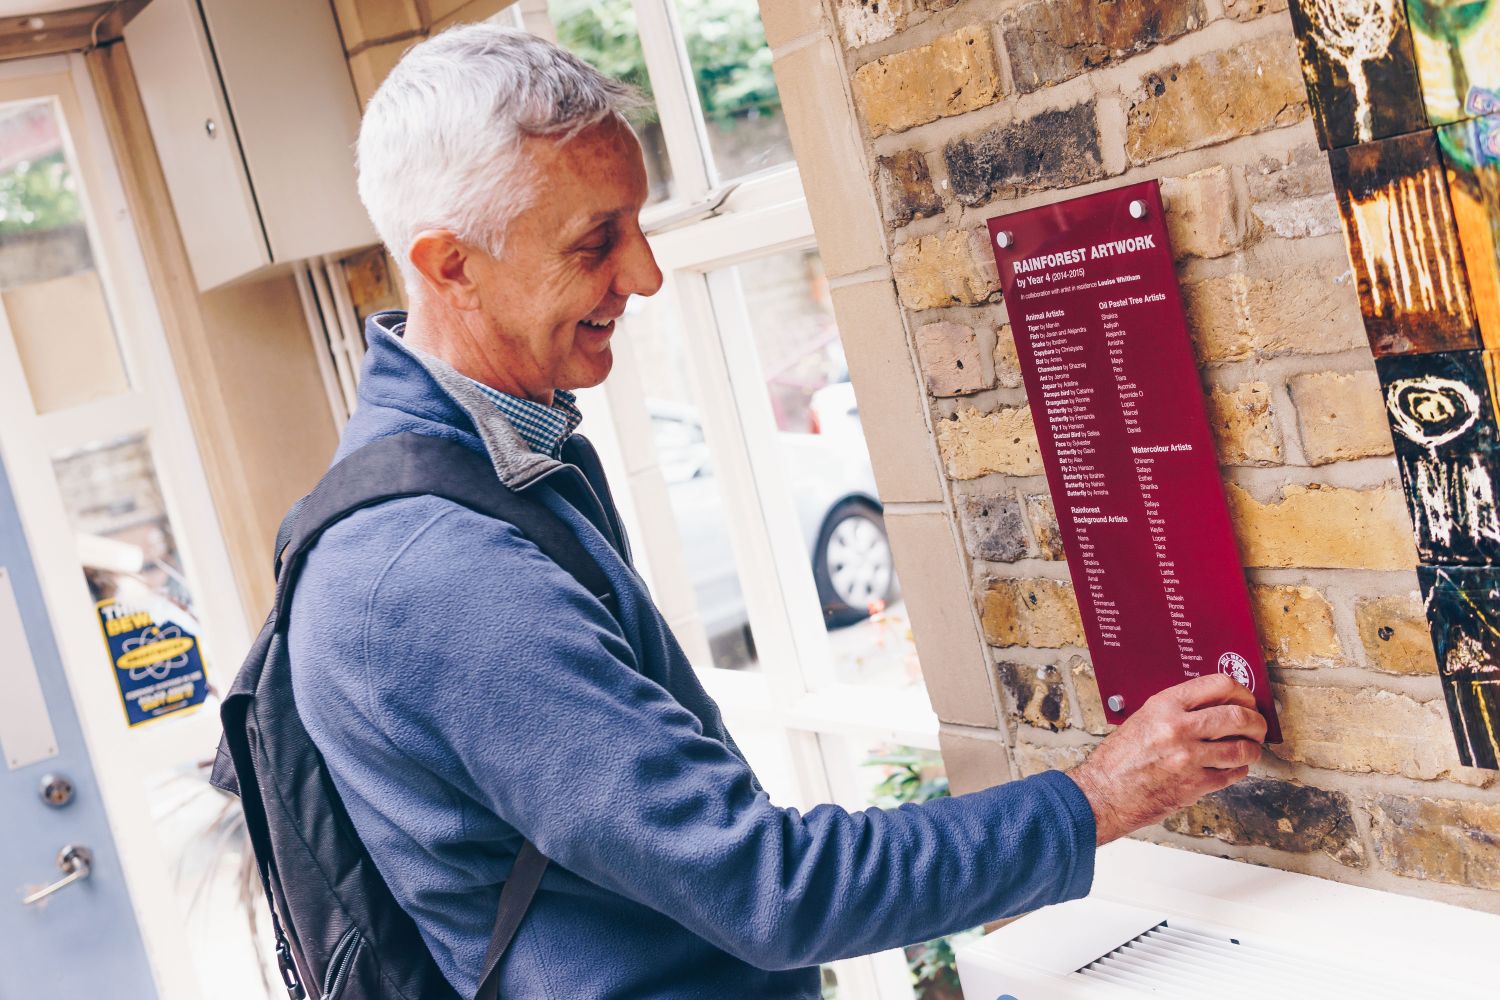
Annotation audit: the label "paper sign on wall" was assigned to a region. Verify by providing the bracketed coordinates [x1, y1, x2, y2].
[987, 180, 1281, 742]
[97, 598, 207, 727]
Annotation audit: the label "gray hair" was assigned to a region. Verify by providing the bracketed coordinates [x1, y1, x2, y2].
[356, 25, 646, 282]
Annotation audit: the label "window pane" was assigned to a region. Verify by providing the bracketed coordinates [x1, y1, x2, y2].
[712, 248, 924, 694]
[671, 0, 793, 182]
[623, 311, 762, 672]
[53, 433, 209, 728]
[550, 0, 675, 203]
[0, 99, 130, 413]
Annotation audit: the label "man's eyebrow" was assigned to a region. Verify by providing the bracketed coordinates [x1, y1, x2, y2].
[570, 207, 629, 232]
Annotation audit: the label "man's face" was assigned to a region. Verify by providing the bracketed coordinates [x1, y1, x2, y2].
[465, 118, 661, 402]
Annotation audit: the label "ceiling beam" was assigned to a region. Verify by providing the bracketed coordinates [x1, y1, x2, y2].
[0, 0, 149, 63]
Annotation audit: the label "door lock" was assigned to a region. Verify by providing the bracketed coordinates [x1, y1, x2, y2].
[21, 844, 92, 905]
[38, 773, 74, 808]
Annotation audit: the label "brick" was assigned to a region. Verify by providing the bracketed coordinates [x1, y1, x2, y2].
[1222, 0, 1287, 19]
[1225, 483, 1417, 570]
[916, 320, 990, 397]
[1125, 36, 1307, 164]
[1070, 656, 1110, 735]
[1369, 796, 1500, 890]
[993, 324, 1023, 389]
[892, 228, 1002, 310]
[333, 0, 421, 50]
[1025, 493, 1066, 560]
[1271, 684, 1464, 780]
[876, 151, 943, 229]
[1014, 740, 1090, 776]
[936, 405, 1043, 479]
[834, 0, 958, 48]
[348, 39, 413, 105]
[1164, 778, 1365, 866]
[1288, 370, 1393, 465]
[1245, 144, 1342, 240]
[997, 661, 1072, 730]
[1207, 381, 1282, 465]
[1183, 258, 1366, 363]
[1004, 0, 1204, 93]
[430, 0, 511, 29]
[1356, 594, 1438, 675]
[853, 26, 1002, 137]
[760, 0, 823, 49]
[980, 578, 1086, 647]
[1251, 584, 1342, 668]
[1160, 166, 1248, 259]
[944, 102, 1106, 207]
[958, 493, 1029, 562]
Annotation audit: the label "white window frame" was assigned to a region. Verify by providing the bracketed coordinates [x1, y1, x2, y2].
[513, 1, 945, 996]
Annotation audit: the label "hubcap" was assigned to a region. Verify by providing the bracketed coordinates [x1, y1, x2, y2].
[826, 514, 892, 609]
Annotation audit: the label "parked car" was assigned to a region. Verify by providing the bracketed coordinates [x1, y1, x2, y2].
[650, 401, 897, 647]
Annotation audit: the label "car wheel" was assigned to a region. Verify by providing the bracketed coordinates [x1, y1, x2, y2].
[814, 499, 897, 629]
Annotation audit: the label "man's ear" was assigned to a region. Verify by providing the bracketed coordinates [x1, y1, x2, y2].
[408, 230, 482, 311]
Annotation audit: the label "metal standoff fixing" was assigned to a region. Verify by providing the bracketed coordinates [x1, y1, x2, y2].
[1128, 199, 1148, 220]
[1107, 694, 1125, 713]
[995, 230, 1014, 249]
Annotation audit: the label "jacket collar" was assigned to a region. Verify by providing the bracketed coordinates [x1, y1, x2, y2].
[354, 311, 569, 492]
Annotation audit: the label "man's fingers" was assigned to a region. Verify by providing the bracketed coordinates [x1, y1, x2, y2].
[1188, 705, 1268, 744]
[1160, 673, 1258, 711]
[1197, 737, 1262, 770]
[1202, 764, 1252, 793]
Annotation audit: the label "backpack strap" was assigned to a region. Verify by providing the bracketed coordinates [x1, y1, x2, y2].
[271, 431, 618, 995]
[272, 432, 614, 627]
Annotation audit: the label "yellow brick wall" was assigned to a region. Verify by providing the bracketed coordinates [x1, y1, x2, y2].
[758, 0, 1500, 910]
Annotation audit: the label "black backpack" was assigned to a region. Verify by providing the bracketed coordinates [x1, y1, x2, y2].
[211, 432, 617, 999]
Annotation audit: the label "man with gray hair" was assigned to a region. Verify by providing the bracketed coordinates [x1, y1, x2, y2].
[290, 23, 1266, 999]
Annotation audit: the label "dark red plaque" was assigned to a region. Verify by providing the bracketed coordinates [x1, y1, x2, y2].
[988, 180, 1281, 742]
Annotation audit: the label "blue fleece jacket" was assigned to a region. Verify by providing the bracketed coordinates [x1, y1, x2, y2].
[289, 313, 1097, 999]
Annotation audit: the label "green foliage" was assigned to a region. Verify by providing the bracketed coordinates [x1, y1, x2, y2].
[551, 0, 780, 124]
[0, 151, 80, 235]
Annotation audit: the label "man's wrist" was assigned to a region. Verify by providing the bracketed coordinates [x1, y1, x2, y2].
[1067, 763, 1122, 847]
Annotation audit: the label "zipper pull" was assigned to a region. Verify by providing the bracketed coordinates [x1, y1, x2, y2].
[271, 915, 306, 1000]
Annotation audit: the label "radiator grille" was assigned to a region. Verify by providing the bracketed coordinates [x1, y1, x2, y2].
[1078, 920, 1429, 999]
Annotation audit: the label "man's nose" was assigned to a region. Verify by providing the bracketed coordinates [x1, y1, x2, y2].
[618, 235, 663, 299]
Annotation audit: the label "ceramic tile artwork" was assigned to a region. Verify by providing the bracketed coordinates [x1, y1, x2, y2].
[1406, 0, 1500, 126]
[1330, 129, 1479, 355]
[1418, 564, 1500, 769]
[1287, 0, 1429, 148]
[1377, 350, 1500, 563]
[1440, 113, 1500, 348]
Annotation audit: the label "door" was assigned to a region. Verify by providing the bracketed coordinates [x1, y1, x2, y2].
[0, 450, 157, 998]
[0, 56, 260, 1000]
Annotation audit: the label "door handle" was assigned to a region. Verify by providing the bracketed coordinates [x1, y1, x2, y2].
[21, 844, 92, 905]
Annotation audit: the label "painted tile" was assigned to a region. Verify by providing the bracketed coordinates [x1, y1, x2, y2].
[1441, 113, 1500, 350]
[1330, 130, 1479, 355]
[1287, 0, 1429, 148]
[1418, 563, 1500, 769]
[1407, 0, 1500, 126]
[1377, 350, 1500, 563]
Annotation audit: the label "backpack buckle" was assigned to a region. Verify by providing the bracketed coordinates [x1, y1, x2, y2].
[276, 937, 306, 1000]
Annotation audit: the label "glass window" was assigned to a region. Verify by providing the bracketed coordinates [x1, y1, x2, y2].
[671, 0, 793, 182]
[623, 312, 763, 671]
[0, 99, 129, 413]
[711, 248, 924, 694]
[550, 0, 676, 203]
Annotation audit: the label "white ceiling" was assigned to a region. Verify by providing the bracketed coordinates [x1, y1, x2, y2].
[0, 1, 94, 16]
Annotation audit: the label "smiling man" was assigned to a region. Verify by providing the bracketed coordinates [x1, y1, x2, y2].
[288, 24, 1267, 1000]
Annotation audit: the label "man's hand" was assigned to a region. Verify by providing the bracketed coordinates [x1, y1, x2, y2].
[1068, 674, 1267, 845]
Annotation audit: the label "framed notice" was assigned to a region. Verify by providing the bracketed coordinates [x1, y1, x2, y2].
[988, 180, 1281, 742]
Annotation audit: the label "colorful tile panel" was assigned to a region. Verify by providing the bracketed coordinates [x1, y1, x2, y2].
[1407, 0, 1500, 126]
[1377, 350, 1500, 563]
[1440, 113, 1500, 349]
[1418, 563, 1500, 769]
[1330, 129, 1479, 355]
[1287, 0, 1429, 148]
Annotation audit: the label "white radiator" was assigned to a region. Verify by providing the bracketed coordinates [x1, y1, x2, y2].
[958, 839, 1500, 999]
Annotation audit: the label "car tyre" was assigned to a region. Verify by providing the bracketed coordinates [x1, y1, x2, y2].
[814, 498, 897, 629]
